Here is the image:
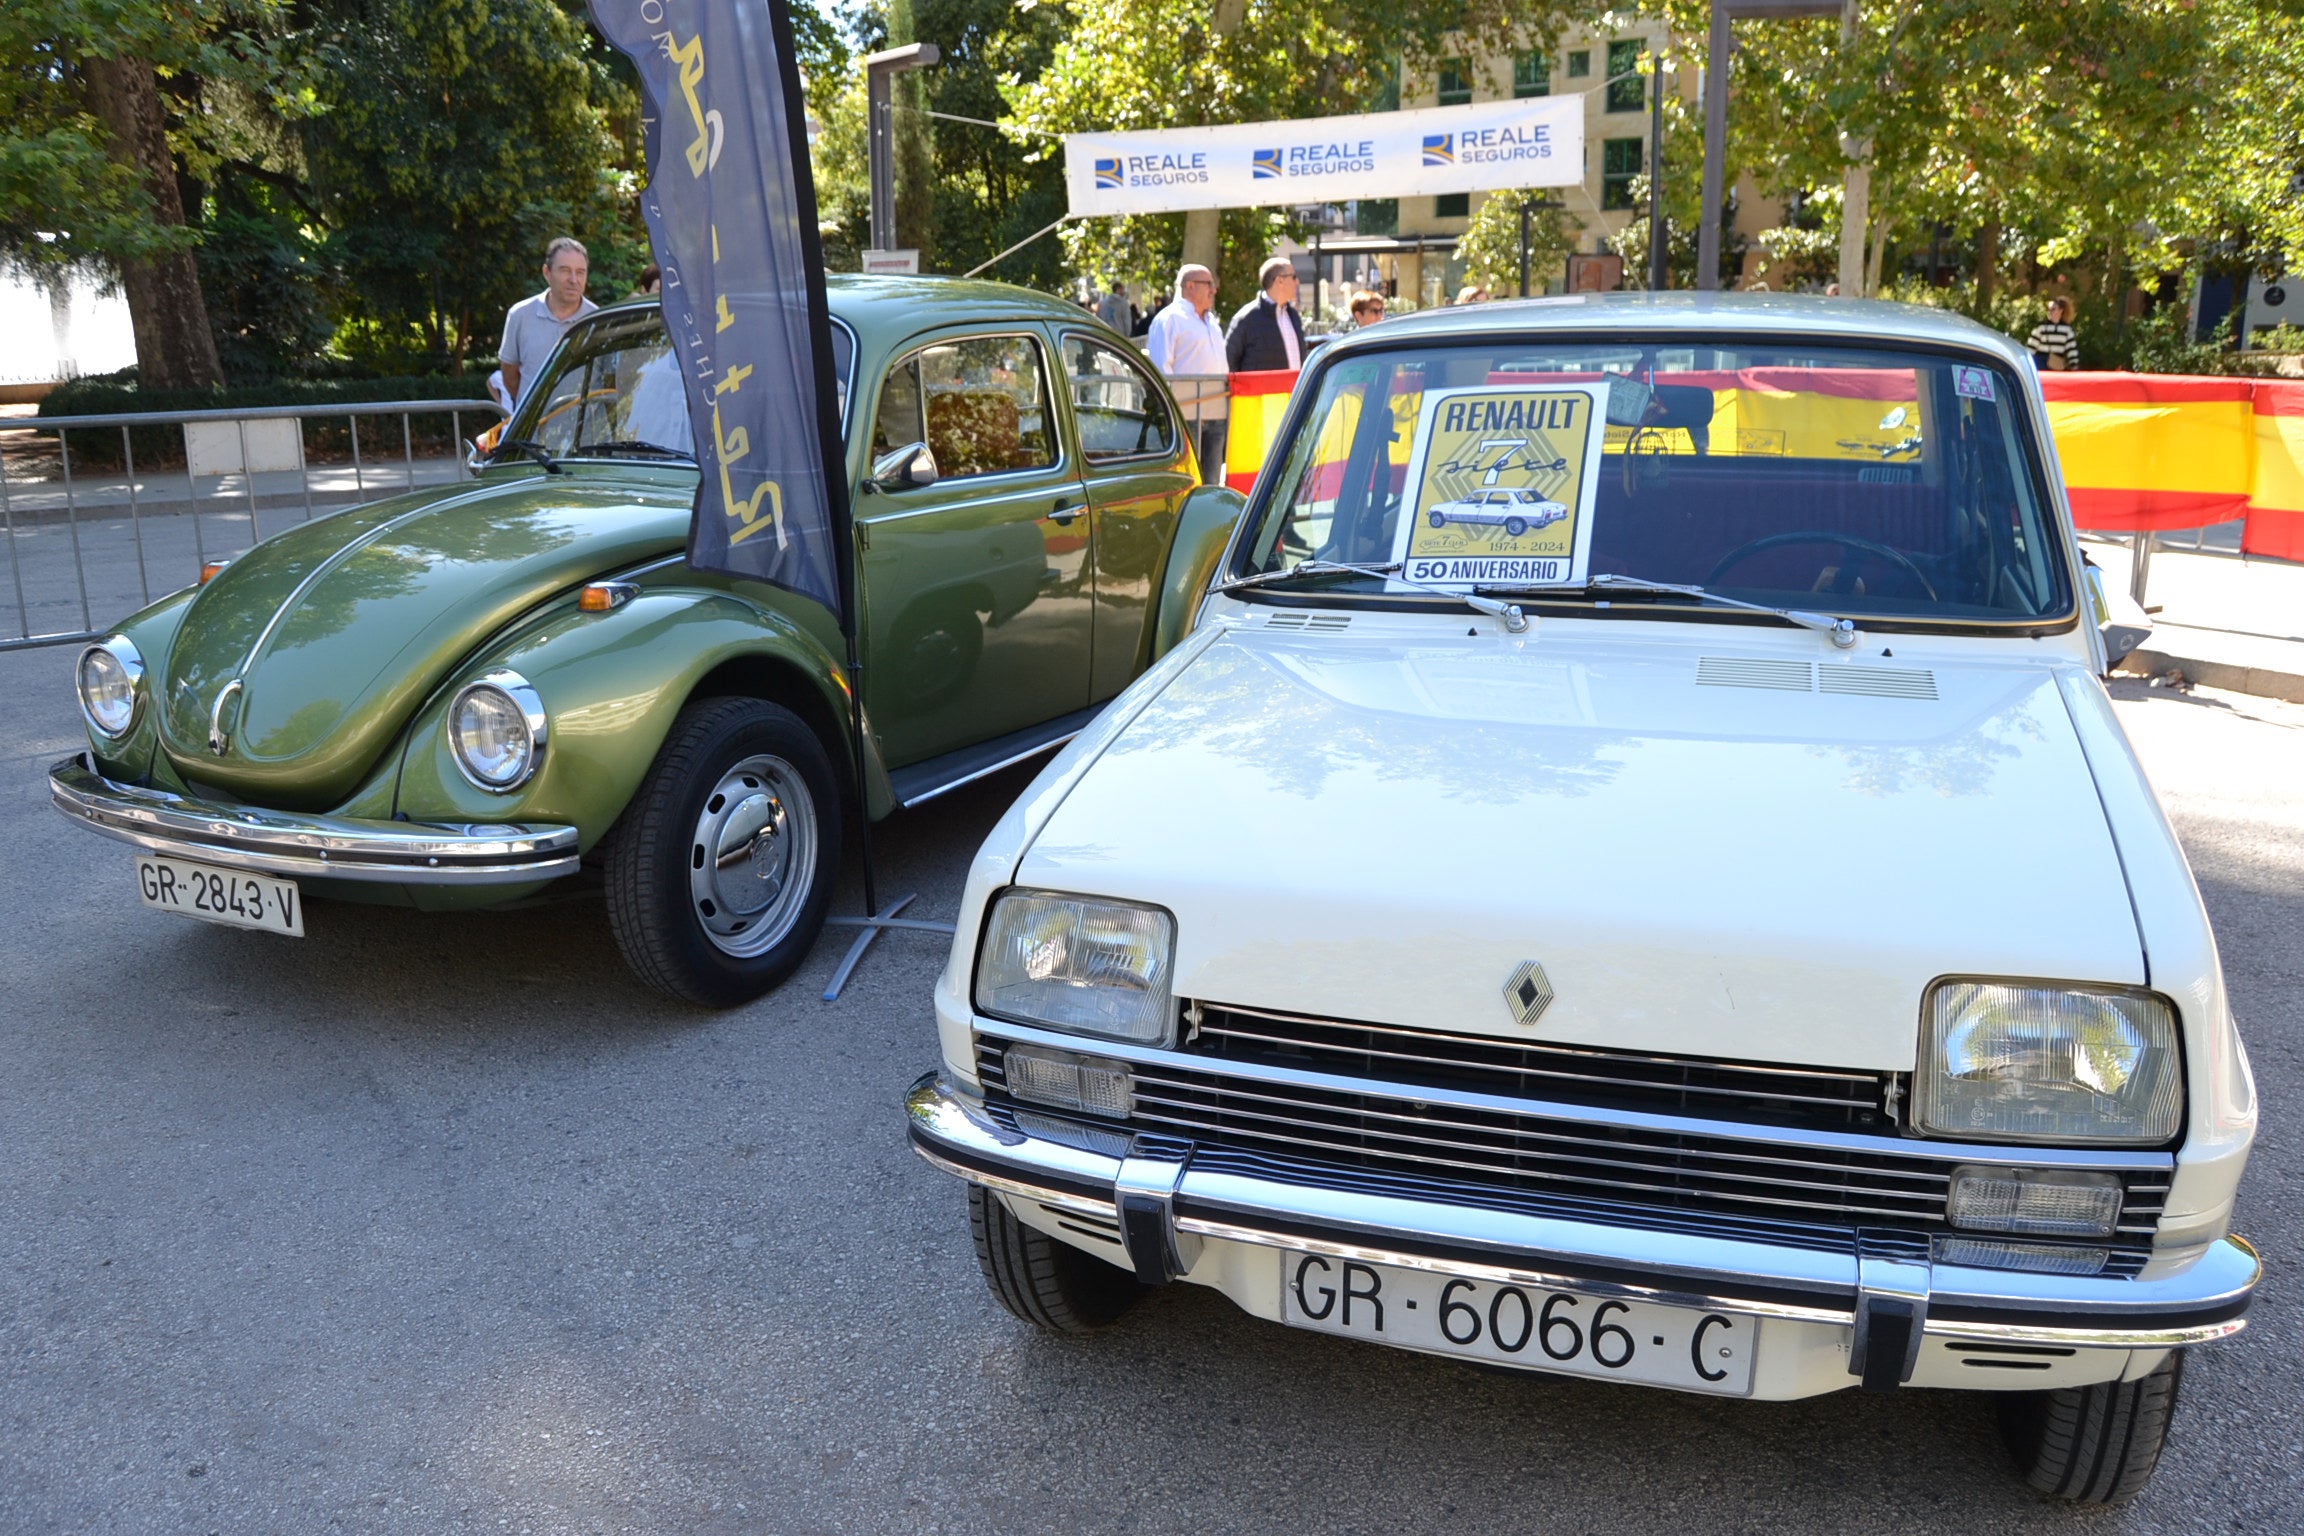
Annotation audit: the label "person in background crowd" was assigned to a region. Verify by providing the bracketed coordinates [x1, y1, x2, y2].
[498, 237, 599, 408]
[1094, 280, 1129, 333]
[1148, 264, 1229, 485]
[1224, 256, 1305, 373]
[1133, 292, 1165, 337]
[635, 263, 661, 296]
[1343, 290, 1386, 331]
[1454, 283, 1490, 305]
[2028, 297, 2081, 371]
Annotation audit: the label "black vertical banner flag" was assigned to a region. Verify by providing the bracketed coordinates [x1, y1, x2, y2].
[588, 0, 849, 616]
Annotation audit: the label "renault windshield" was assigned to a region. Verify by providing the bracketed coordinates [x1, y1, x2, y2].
[1234, 336, 2076, 631]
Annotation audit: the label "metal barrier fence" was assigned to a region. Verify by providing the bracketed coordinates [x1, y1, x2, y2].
[0, 398, 506, 652]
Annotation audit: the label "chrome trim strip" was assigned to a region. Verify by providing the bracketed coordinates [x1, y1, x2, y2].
[974, 1017, 2174, 1174]
[906, 1073, 2257, 1350]
[897, 731, 1081, 809]
[49, 755, 580, 885]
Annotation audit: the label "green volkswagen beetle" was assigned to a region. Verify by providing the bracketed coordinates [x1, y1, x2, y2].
[50, 276, 1243, 1006]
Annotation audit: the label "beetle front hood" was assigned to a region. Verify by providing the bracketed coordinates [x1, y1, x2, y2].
[1014, 621, 2144, 1072]
[156, 474, 691, 806]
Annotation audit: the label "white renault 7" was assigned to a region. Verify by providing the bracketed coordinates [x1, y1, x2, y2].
[905, 294, 2256, 1503]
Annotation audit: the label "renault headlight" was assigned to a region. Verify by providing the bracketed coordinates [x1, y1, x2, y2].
[447, 670, 546, 791]
[974, 890, 1176, 1045]
[76, 636, 145, 739]
[1912, 981, 2183, 1145]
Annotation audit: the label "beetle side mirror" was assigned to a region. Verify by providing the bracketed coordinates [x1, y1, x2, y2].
[868, 441, 939, 492]
[2083, 557, 2153, 674]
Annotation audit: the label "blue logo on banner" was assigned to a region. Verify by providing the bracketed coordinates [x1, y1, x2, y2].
[1422, 134, 1455, 166]
[1251, 148, 1283, 180]
[1094, 157, 1124, 189]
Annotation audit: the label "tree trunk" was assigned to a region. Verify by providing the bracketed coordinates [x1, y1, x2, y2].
[1974, 218, 2000, 312]
[1865, 215, 1890, 299]
[1182, 0, 1249, 280]
[83, 55, 224, 390]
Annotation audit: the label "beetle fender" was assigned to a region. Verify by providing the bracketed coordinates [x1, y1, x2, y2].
[1150, 485, 1246, 660]
[391, 586, 862, 848]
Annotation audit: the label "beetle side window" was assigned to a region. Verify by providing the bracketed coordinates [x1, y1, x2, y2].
[872, 334, 1056, 481]
[1062, 334, 1178, 462]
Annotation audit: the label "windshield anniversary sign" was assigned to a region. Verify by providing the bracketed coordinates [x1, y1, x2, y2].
[1394, 384, 1606, 587]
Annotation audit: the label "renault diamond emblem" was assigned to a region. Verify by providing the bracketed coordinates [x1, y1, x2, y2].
[1504, 961, 1554, 1027]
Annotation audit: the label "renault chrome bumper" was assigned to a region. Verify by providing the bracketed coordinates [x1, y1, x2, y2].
[49, 753, 581, 885]
[907, 1072, 2258, 1386]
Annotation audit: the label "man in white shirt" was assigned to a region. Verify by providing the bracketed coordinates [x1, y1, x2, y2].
[1147, 263, 1228, 484]
[497, 237, 600, 409]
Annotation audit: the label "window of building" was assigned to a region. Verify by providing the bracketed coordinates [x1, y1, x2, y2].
[1601, 138, 1644, 210]
[1356, 199, 1398, 237]
[1437, 60, 1472, 107]
[1513, 52, 1550, 98]
[1606, 39, 1648, 114]
[1566, 49, 1591, 79]
[1436, 193, 1469, 218]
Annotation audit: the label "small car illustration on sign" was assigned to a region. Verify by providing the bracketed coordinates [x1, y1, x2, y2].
[1426, 486, 1569, 536]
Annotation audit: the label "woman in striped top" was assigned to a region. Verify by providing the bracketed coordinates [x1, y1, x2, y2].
[2027, 297, 2080, 371]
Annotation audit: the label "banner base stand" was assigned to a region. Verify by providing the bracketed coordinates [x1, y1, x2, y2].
[821, 893, 959, 1002]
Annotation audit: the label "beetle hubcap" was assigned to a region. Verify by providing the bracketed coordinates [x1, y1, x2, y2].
[689, 754, 816, 958]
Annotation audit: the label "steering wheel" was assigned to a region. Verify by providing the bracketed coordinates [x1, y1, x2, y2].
[1705, 532, 1940, 602]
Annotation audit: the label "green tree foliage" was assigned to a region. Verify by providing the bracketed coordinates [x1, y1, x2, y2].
[903, 0, 1072, 286]
[1455, 192, 1578, 296]
[300, 0, 628, 372]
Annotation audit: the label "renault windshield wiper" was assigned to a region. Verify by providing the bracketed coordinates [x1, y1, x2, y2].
[563, 440, 696, 462]
[1563, 573, 1859, 648]
[491, 438, 564, 474]
[1216, 559, 1531, 633]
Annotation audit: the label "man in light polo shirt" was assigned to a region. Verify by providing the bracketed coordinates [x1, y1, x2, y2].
[498, 237, 600, 408]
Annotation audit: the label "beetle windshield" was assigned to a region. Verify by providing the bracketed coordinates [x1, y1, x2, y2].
[512, 306, 854, 462]
[1241, 338, 2074, 625]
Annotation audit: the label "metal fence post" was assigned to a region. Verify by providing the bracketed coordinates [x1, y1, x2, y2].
[402, 412, 416, 493]
[122, 425, 151, 605]
[350, 413, 365, 497]
[2130, 530, 2154, 607]
[236, 416, 262, 543]
[0, 427, 30, 639]
[57, 427, 93, 630]
[297, 418, 314, 523]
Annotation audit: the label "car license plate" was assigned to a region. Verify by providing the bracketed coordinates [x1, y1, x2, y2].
[135, 855, 303, 937]
[1279, 1252, 1756, 1395]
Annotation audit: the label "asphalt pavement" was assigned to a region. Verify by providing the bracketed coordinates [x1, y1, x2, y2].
[1, 644, 2297, 1535]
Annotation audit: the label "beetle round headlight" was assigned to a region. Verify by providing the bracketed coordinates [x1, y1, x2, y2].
[448, 671, 546, 790]
[76, 637, 145, 739]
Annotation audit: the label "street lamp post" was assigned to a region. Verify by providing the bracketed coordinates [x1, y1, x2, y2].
[1696, 0, 1842, 292]
[1647, 46, 1666, 291]
[865, 44, 940, 257]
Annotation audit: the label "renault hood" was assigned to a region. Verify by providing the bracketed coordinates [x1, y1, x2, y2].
[156, 474, 691, 806]
[1014, 621, 2144, 1072]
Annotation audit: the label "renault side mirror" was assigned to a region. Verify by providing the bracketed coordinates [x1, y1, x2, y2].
[2083, 556, 2153, 674]
[867, 441, 939, 492]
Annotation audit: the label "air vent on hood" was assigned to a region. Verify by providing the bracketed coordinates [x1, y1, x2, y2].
[1819, 665, 1939, 700]
[1262, 611, 1353, 632]
[1696, 656, 1814, 691]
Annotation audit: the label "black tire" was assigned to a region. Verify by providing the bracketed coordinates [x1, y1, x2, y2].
[1997, 1349, 2185, 1504]
[1428, 509, 1447, 528]
[602, 697, 841, 1008]
[1504, 516, 1527, 537]
[968, 1185, 1141, 1334]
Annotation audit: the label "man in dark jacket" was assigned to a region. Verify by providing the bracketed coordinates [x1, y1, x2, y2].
[1225, 257, 1306, 372]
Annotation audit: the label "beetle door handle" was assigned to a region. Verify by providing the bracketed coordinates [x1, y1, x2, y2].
[1048, 497, 1086, 525]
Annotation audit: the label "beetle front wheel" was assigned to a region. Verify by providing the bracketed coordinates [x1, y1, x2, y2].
[604, 697, 841, 1007]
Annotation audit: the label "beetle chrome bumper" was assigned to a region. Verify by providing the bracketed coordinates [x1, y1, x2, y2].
[49, 753, 581, 886]
[907, 1072, 2257, 1382]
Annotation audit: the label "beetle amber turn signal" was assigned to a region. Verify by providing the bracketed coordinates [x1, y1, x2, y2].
[199, 560, 231, 585]
[578, 582, 638, 612]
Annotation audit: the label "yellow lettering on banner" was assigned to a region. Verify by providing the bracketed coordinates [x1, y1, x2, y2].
[716, 295, 735, 333]
[710, 401, 787, 550]
[657, 32, 722, 176]
[712, 226, 721, 263]
[714, 363, 753, 397]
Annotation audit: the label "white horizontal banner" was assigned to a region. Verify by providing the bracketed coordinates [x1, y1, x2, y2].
[1063, 98, 1584, 219]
